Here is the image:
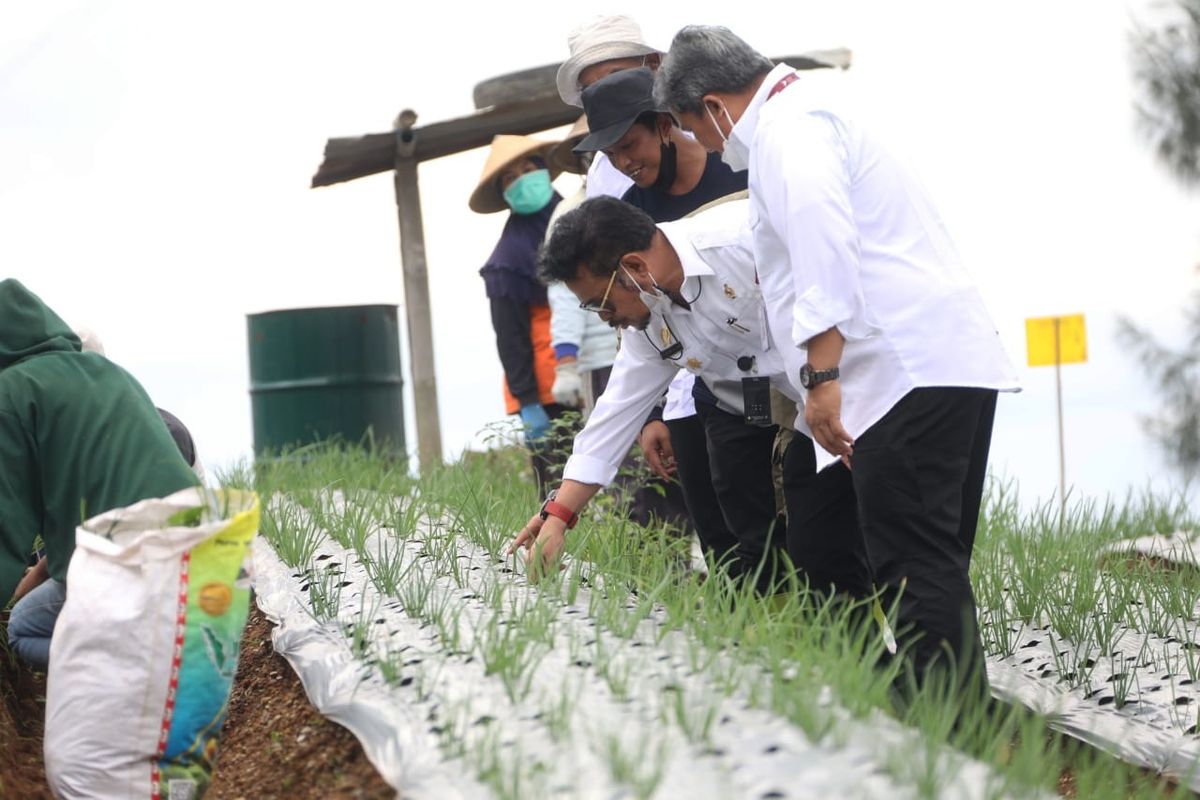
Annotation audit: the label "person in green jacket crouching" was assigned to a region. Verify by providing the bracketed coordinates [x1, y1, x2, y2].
[0, 278, 197, 671]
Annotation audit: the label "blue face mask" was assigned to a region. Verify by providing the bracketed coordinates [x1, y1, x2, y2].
[503, 169, 554, 215]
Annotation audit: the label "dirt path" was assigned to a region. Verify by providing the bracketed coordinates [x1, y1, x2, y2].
[0, 606, 392, 799]
[0, 637, 49, 799]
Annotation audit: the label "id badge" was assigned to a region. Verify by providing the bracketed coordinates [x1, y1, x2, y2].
[741, 376, 773, 427]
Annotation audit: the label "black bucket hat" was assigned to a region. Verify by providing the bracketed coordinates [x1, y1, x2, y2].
[574, 67, 666, 154]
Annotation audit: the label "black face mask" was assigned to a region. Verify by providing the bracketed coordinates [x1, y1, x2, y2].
[651, 139, 678, 193]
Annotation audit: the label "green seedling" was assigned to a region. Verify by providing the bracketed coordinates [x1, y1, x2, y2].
[662, 683, 720, 745]
[262, 447, 1199, 800]
[305, 563, 345, 623]
[373, 640, 407, 687]
[538, 677, 580, 740]
[476, 614, 548, 704]
[342, 594, 378, 661]
[262, 497, 327, 569]
[360, 534, 413, 596]
[596, 731, 667, 800]
[430, 595, 466, 653]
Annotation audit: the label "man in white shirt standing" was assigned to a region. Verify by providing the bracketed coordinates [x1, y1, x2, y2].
[654, 26, 1019, 697]
[510, 196, 792, 593]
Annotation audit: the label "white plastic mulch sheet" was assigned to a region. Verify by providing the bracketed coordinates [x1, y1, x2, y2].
[253, 496, 1031, 800]
[1100, 531, 1200, 570]
[984, 598, 1200, 788]
[251, 536, 472, 799]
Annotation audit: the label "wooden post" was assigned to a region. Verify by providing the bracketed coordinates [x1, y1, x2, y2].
[393, 110, 443, 471]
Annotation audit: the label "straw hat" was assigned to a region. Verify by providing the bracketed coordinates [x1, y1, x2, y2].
[469, 134, 561, 214]
[556, 15, 661, 107]
[547, 115, 591, 175]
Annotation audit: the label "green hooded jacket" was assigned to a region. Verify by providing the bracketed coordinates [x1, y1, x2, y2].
[0, 279, 196, 603]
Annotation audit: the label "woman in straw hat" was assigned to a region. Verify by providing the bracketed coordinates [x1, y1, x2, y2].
[471, 134, 568, 493]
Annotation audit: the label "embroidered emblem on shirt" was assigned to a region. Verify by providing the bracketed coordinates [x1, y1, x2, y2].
[723, 284, 737, 299]
[686, 357, 703, 370]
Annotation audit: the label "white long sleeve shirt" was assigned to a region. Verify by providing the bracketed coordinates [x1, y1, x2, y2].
[732, 64, 1020, 469]
[562, 199, 791, 486]
[548, 283, 618, 373]
[546, 186, 619, 373]
[586, 152, 696, 420]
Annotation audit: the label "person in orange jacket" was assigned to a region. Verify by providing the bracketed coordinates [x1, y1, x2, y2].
[471, 135, 568, 493]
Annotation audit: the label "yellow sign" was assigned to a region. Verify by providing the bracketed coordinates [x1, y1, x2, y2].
[1025, 314, 1087, 367]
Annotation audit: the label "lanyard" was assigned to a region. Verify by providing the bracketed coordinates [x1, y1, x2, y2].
[767, 72, 798, 101]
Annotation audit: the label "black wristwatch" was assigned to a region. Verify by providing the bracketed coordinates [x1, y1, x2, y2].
[799, 363, 840, 389]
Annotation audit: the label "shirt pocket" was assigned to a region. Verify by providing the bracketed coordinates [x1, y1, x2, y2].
[733, 285, 774, 354]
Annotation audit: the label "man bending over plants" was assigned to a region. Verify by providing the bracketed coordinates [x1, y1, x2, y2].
[0, 278, 196, 672]
[509, 196, 809, 595]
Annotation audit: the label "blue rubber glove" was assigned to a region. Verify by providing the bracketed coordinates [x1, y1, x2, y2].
[518, 403, 552, 445]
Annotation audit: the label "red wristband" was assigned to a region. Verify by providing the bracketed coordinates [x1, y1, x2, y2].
[540, 498, 579, 529]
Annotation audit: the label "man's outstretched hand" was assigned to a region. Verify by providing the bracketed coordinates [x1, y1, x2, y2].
[508, 514, 567, 579]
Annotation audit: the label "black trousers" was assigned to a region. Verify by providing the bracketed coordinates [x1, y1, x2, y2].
[530, 402, 573, 497]
[587, 366, 694, 534]
[783, 387, 998, 683]
[667, 413, 729, 555]
[693, 402, 786, 593]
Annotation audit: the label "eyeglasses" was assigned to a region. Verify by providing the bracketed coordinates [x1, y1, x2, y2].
[578, 269, 620, 314]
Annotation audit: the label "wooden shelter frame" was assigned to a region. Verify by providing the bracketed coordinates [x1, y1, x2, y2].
[310, 51, 850, 470]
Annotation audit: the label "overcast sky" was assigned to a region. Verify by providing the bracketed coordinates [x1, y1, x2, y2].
[2, 1, 1197, 511]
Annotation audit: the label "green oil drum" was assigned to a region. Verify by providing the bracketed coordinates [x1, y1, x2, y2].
[247, 305, 405, 456]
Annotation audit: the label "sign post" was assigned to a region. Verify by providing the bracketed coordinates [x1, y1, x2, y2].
[1025, 313, 1088, 526]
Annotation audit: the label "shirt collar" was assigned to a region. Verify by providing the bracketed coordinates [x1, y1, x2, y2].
[658, 218, 716, 284]
[729, 63, 796, 156]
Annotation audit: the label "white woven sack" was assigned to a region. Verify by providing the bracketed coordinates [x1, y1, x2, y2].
[44, 488, 257, 800]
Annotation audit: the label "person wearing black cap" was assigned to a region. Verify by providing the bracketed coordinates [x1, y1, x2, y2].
[575, 67, 746, 222]
[568, 68, 781, 590]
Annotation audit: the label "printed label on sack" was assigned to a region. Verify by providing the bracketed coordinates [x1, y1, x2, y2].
[156, 492, 260, 798]
[198, 582, 233, 616]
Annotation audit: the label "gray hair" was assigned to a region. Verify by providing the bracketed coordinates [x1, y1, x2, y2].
[654, 26, 774, 115]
